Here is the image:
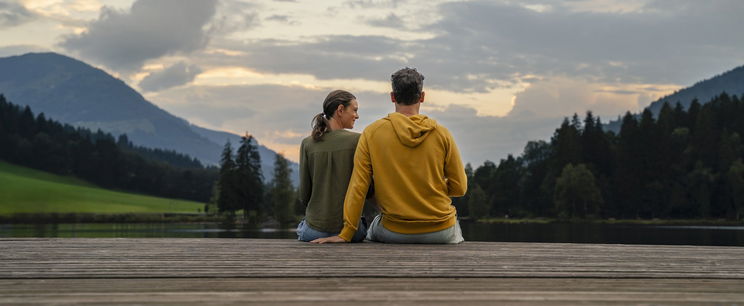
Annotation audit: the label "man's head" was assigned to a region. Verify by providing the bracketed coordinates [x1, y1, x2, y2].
[391, 67, 425, 105]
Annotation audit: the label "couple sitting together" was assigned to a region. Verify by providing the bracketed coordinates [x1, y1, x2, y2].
[297, 67, 467, 244]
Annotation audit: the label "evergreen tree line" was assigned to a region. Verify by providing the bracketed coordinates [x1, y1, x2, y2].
[0, 95, 217, 202]
[209, 136, 296, 225]
[456, 93, 744, 220]
[116, 134, 205, 169]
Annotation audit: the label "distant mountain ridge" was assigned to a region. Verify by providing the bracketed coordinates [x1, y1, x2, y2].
[0, 52, 297, 183]
[604, 65, 744, 132]
[646, 65, 744, 114]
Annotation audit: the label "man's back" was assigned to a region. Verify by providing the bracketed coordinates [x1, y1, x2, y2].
[338, 112, 466, 241]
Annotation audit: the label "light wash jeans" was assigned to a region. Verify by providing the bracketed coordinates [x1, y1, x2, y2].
[366, 214, 464, 244]
[296, 218, 367, 242]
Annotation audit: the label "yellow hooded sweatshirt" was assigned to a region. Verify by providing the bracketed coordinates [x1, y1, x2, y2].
[338, 112, 467, 241]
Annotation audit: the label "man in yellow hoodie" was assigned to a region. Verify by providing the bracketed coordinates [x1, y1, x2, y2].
[311, 67, 467, 244]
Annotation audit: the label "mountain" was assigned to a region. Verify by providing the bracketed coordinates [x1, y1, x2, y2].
[604, 65, 744, 132]
[0, 52, 297, 184]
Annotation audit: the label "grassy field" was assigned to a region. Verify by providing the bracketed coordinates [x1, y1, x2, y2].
[0, 161, 204, 215]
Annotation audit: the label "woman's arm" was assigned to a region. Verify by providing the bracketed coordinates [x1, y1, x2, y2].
[298, 140, 312, 206]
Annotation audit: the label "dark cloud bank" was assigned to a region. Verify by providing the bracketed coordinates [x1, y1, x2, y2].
[61, 0, 218, 72]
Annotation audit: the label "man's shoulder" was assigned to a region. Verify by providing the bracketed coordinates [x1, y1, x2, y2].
[361, 117, 390, 134]
[422, 115, 453, 138]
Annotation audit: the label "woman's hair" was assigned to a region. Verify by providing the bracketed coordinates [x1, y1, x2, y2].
[311, 90, 356, 141]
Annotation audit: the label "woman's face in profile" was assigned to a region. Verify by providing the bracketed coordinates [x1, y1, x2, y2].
[336, 99, 359, 129]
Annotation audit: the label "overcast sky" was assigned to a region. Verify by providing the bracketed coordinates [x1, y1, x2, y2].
[1, 0, 743, 164]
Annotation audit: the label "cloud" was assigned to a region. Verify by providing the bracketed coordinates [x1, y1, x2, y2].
[367, 13, 405, 29]
[430, 104, 564, 164]
[507, 77, 644, 120]
[201, 0, 744, 94]
[147, 84, 331, 139]
[138, 62, 202, 92]
[60, 0, 218, 72]
[214, 35, 409, 81]
[344, 0, 407, 9]
[422, 0, 744, 88]
[266, 14, 296, 25]
[210, 1, 259, 35]
[0, 2, 36, 27]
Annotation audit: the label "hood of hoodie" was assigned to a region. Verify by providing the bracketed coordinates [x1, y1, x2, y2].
[385, 112, 438, 147]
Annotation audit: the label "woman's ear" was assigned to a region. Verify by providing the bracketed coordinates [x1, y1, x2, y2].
[336, 104, 346, 115]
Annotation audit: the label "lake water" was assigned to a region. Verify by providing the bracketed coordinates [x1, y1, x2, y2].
[2, 222, 743, 246]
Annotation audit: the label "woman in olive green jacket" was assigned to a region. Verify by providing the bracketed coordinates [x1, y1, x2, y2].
[297, 90, 367, 242]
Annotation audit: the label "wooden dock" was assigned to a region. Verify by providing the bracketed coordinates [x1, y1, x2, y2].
[1, 238, 743, 304]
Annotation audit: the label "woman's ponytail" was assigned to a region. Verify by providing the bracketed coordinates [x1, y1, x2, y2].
[311, 112, 330, 141]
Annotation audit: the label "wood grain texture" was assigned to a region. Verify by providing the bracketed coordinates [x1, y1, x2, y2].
[1, 238, 743, 304]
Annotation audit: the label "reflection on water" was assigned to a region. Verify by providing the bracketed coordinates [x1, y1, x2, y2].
[0, 223, 297, 239]
[461, 222, 744, 246]
[1, 222, 743, 246]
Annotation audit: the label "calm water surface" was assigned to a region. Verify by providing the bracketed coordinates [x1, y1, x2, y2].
[2, 222, 743, 246]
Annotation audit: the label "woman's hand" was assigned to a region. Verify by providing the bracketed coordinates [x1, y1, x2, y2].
[310, 235, 347, 244]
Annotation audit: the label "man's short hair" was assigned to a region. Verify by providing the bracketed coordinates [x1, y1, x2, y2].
[391, 67, 424, 105]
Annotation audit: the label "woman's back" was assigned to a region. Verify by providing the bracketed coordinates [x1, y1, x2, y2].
[299, 129, 360, 233]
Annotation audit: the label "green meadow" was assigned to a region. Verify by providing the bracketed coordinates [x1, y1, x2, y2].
[0, 161, 204, 215]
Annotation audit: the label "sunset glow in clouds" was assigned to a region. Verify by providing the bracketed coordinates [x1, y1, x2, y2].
[2, 0, 743, 163]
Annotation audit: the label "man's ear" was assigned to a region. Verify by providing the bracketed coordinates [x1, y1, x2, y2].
[419, 91, 425, 103]
[390, 92, 397, 104]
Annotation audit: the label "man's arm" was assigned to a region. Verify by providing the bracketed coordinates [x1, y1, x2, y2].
[339, 131, 373, 241]
[443, 128, 467, 197]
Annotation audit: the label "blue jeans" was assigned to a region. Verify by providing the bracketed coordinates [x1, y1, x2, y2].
[296, 218, 367, 242]
[365, 214, 464, 244]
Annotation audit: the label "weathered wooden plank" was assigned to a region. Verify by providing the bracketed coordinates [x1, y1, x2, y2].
[0, 278, 743, 305]
[1, 238, 743, 279]
[1, 239, 743, 304]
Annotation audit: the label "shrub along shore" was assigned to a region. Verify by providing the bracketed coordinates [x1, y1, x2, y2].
[470, 217, 744, 225]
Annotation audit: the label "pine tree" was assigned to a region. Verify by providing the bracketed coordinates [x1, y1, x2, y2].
[452, 163, 473, 217]
[217, 141, 237, 213]
[615, 112, 642, 218]
[491, 155, 522, 217]
[270, 153, 295, 225]
[520, 140, 552, 215]
[468, 184, 489, 220]
[235, 134, 264, 221]
[554, 163, 603, 219]
[551, 117, 582, 169]
[726, 160, 744, 220]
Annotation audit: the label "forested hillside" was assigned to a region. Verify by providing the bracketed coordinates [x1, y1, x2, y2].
[605, 65, 744, 132]
[0, 52, 298, 181]
[460, 93, 744, 220]
[0, 95, 217, 202]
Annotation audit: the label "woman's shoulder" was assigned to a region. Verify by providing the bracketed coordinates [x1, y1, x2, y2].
[325, 130, 360, 148]
[300, 134, 316, 148]
[300, 130, 358, 148]
[337, 129, 361, 138]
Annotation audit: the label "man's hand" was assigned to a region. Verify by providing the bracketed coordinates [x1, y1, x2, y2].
[310, 235, 347, 244]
